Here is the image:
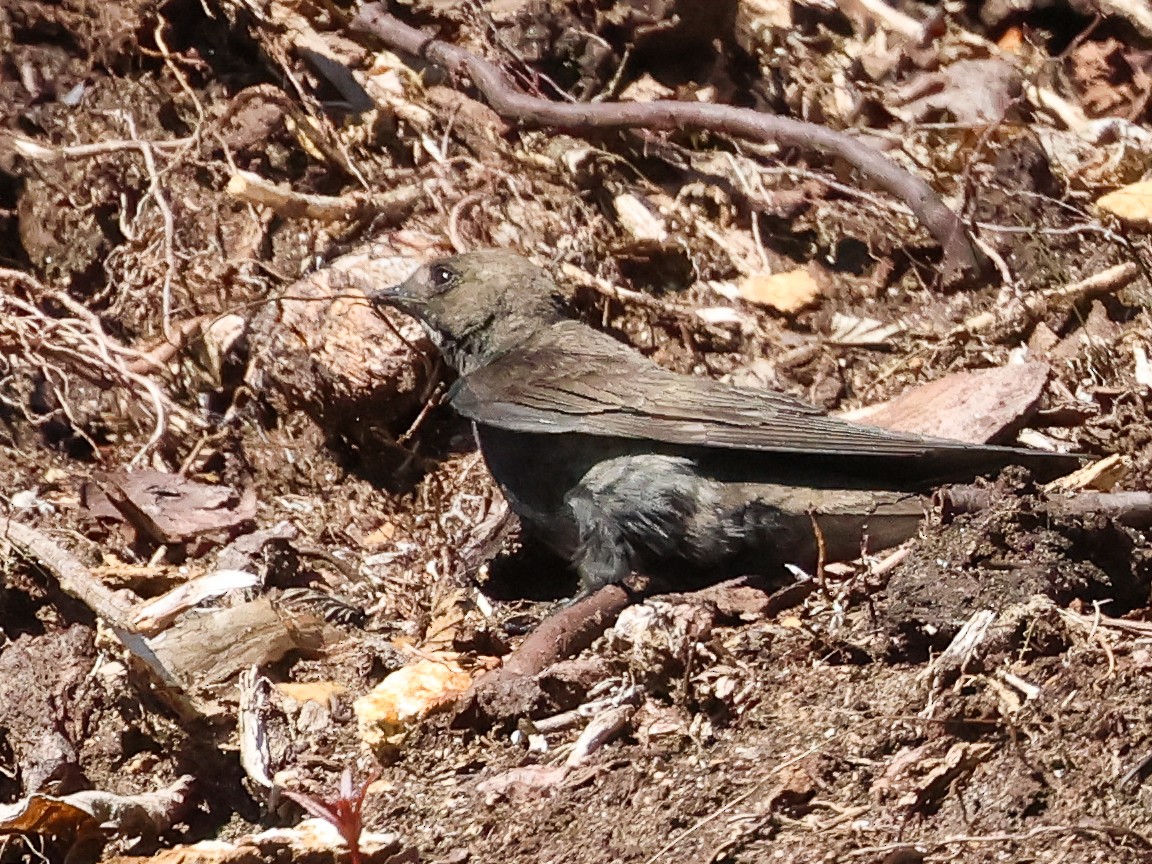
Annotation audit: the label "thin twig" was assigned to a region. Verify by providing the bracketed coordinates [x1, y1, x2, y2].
[10, 135, 193, 160]
[122, 114, 178, 342]
[809, 512, 830, 601]
[226, 169, 420, 221]
[0, 519, 207, 720]
[0, 270, 178, 465]
[447, 191, 487, 254]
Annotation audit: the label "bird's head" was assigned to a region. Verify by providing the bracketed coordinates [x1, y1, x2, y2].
[372, 250, 565, 373]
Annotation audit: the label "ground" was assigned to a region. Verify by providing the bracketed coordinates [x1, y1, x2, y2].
[2, 0, 1152, 862]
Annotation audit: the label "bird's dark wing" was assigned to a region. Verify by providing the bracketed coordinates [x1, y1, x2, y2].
[449, 322, 1077, 469]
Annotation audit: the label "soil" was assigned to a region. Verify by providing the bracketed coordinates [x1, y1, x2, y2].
[3, 0, 1152, 862]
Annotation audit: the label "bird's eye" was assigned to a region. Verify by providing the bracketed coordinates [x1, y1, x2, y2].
[428, 264, 456, 292]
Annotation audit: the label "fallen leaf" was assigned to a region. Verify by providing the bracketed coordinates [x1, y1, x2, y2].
[738, 269, 821, 314]
[1097, 181, 1152, 227]
[0, 776, 193, 840]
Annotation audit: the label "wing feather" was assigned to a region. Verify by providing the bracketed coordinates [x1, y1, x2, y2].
[448, 322, 1009, 460]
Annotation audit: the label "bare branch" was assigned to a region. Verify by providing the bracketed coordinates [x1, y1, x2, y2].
[353, 5, 989, 284]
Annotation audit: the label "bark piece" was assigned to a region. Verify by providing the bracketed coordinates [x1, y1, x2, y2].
[244, 247, 436, 467]
[146, 597, 334, 690]
[92, 470, 256, 546]
[842, 362, 1051, 444]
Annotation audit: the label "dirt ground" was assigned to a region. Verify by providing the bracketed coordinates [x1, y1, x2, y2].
[4, 0, 1152, 862]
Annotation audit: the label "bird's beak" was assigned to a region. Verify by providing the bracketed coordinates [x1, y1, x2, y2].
[369, 283, 417, 311]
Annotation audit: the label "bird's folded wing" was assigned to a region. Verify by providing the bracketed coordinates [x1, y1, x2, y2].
[448, 325, 1046, 461]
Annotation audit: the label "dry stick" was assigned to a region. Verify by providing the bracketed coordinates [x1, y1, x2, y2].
[937, 486, 1152, 529]
[447, 191, 487, 253]
[474, 584, 632, 686]
[352, 5, 988, 284]
[0, 519, 132, 627]
[226, 169, 420, 222]
[10, 134, 193, 160]
[124, 114, 179, 343]
[0, 519, 204, 719]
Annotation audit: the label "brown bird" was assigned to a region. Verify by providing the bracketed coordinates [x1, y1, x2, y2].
[372, 250, 1081, 595]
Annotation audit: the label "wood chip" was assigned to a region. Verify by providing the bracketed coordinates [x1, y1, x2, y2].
[355, 659, 473, 749]
[1044, 453, 1129, 493]
[147, 597, 334, 689]
[613, 193, 667, 242]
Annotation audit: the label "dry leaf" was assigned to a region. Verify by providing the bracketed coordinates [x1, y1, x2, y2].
[738, 269, 821, 314]
[1097, 181, 1152, 227]
[0, 776, 193, 840]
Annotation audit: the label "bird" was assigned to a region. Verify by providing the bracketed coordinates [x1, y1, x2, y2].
[371, 250, 1081, 596]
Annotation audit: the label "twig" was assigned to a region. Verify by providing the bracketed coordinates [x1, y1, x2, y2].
[722, 152, 771, 271]
[1052, 261, 1141, 302]
[227, 169, 421, 222]
[9, 134, 193, 160]
[123, 114, 179, 342]
[0, 519, 132, 626]
[477, 584, 631, 685]
[447, 191, 487, 253]
[0, 270, 180, 465]
[154, 21, 206, 126]
[397, 381, 445, 447]
[352, 5, 988, 284]
[937, 486, 1152, 529]
[809, 512, 830, 601]
[0, 519, 214, 719]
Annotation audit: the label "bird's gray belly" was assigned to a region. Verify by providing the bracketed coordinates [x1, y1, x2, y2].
[473, 425, 631, 557]
[473, 424, 926, 590]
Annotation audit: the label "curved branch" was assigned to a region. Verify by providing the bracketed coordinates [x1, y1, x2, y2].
[353, 5, 989, 284]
